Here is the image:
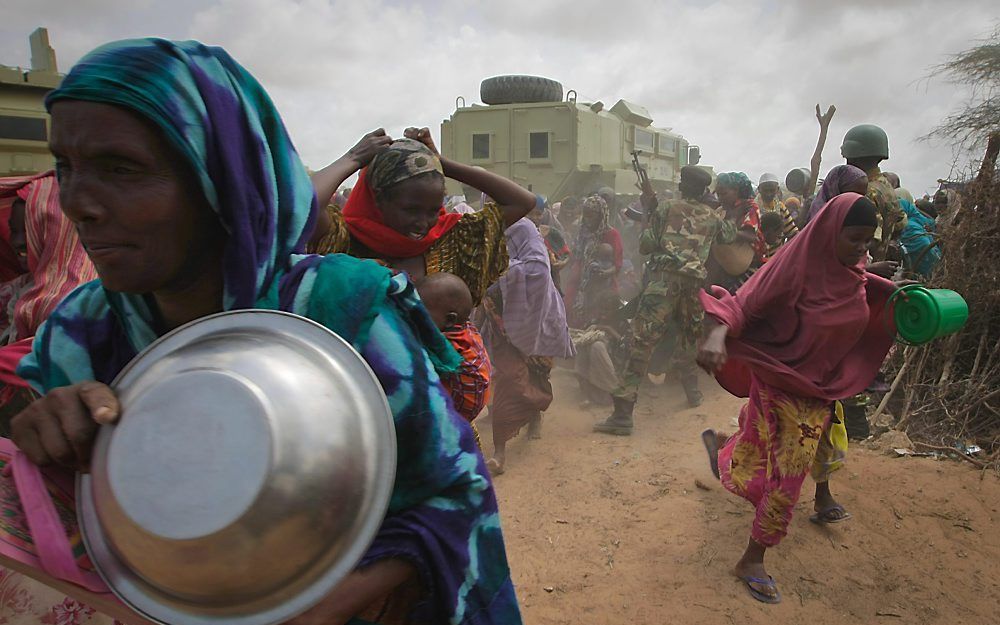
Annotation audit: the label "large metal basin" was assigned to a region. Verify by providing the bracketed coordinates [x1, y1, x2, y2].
[77, 310, 396, 625]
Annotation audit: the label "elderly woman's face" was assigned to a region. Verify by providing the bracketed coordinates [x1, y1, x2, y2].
[49, 101, 223, 294]
[376, 174, 445, 241]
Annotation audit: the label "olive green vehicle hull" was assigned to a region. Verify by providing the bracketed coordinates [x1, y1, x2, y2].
[441, 76, 706, 202]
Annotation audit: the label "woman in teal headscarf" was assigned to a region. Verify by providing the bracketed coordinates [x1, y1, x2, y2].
[10, 39, 521, 625]
[896, 188, 941, 278]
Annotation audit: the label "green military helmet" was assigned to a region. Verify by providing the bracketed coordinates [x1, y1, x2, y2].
[841, 124, 889, 160]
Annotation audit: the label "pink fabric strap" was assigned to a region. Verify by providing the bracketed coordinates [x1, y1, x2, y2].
[11, 451, 107, 592]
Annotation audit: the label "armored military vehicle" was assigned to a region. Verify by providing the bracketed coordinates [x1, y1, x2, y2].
[0, 29, 61, 177]
[440, 75, 704, 202]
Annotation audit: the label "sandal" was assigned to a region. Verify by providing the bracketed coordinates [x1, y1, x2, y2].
[739, 575, 781, 604]
[809, 504, 852, 524]
[701, 429, 720, 479]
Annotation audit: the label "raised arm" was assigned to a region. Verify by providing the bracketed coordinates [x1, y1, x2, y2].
[311, 129, 394, 207]
[805, 105, 836, 199]
[404, 127, 537, 227]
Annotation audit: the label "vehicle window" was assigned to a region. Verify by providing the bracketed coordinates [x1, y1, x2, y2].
[634, 128, 654, 151]
[472, 133, 491, 160]
[0, 116, 47, 142]
[529, 132, 549, 159]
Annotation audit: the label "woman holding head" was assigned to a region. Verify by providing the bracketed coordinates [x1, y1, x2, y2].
[310, 128, 536, 307]
[10, 39, 521, 625]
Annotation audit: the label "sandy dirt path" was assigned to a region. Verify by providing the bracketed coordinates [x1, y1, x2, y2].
[479, 368, 1000, 625]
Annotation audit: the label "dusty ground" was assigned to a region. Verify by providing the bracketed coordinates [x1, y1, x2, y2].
[478, 368, 1000, 625]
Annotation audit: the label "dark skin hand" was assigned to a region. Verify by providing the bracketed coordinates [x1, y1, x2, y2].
[402, 127, 535, 228]
[284, 559, 417, 625]
[697, 318, 729, 374]
[11, 381, 119, 471]
[867, 260, 899, 279]
[311, 128, 395, 209]
[805, 104, 836, 198]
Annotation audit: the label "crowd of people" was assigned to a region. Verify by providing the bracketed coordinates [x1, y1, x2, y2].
[0, 37, 952, 623]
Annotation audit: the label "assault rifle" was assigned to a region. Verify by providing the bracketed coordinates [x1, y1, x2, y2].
[628, 150, 658, 221]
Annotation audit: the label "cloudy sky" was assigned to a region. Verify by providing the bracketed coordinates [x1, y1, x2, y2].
[3, 0, 996, 196]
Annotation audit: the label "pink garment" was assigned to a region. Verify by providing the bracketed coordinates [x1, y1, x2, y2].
[0, 338, 33, 389]
[700, 192, 896, 401]
[718, 375, 834, 547]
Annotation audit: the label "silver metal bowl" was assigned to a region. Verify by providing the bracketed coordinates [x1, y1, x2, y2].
[77, 310, 396, 625]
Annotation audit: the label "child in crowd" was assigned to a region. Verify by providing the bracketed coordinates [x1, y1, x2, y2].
[416, 273, 492, 424]
[761, 211, 787, 261]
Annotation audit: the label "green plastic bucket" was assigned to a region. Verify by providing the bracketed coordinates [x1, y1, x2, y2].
[890, 285, 969, 345]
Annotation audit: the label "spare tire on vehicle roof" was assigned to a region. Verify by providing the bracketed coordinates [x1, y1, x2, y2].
[480, 75, 563, 105]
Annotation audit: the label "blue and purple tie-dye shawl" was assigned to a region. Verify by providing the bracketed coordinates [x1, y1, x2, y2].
[18, 39, 521, 625]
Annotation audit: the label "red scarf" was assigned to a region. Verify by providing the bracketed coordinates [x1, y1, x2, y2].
[342, 168, 463, 258]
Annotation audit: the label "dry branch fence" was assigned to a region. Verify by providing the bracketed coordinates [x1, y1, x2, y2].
[888, 134, 1000, 471]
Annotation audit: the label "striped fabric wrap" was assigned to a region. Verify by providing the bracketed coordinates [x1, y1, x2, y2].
[0, 172, 97, 342]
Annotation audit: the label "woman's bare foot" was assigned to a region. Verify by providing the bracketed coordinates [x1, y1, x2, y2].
[486, 457, 505, 476]
[527, 414, 542, 440]
[733, 539, 779, 603]
[716, 431, 730, 449]
[811, 481, 851, 523]
[488, 441, 507, 476]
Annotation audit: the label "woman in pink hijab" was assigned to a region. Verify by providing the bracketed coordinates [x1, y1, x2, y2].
[697, 193, 903, 604]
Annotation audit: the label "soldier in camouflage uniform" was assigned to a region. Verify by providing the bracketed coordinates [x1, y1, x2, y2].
[841, 124, 907, 261]
[595, 166, 736, 436]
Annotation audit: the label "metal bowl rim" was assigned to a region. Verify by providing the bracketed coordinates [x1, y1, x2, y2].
[77, 309, 397, 625]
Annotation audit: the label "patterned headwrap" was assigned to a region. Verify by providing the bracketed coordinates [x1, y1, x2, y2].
[45, 38, 316, 311]
[716, 172, 755, 200]
[23, 39, 521, 625]
[368, 138, 444, 196]
[581, 195, 610, 235]
[570, 195, 614, 316]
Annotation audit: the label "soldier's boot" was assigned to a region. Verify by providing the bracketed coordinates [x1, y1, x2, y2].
[679, 369, 703, 407]
[593, 397, 635, 436]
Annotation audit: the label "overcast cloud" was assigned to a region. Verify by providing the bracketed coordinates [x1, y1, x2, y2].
[2, 0, 997, 195]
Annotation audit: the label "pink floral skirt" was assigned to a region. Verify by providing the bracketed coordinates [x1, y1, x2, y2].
[718, 375, 839, 547]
